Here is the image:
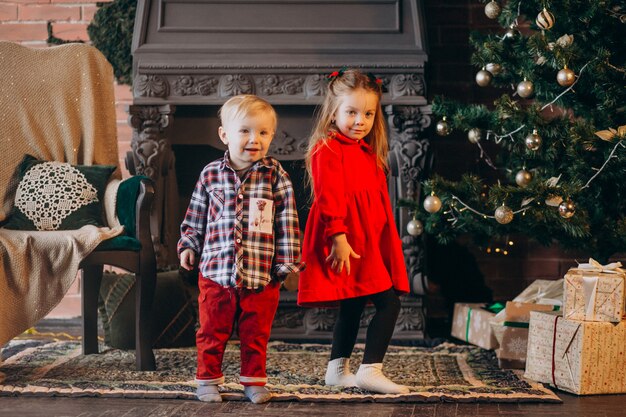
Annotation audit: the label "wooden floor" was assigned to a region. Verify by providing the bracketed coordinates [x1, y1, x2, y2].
[2, 319, 626, 416]
[2, 394, 626, 417]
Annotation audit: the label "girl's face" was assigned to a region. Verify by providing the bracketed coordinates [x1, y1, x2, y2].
[333, 88, 378, 141]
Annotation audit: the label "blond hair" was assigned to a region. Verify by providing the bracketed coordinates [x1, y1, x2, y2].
[218, 94, 277, 130]
[305, 69, 388, 184]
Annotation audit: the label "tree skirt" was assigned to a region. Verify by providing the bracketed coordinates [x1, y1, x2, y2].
[0, 339, 560, 403]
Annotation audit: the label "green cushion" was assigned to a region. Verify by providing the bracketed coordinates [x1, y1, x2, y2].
[93, 175, 148, 251]
[98, 271, 197, 349]
[116, 175, 148, 239]
[3, 155, 115, 231]
[94, 235, 141, 251]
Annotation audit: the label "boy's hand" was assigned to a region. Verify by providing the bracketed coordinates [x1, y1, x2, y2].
[326, 233, 361, 275]
[180, 249, 196, 271]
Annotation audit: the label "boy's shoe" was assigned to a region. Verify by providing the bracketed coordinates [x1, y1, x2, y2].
[244, 385, 272, 404]
[324, 357, 357, 387]
[196, 384, 222, 402]
[355, 363, 410, 394]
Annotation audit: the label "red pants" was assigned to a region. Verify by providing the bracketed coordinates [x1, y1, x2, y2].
[196, 277, 280, 386]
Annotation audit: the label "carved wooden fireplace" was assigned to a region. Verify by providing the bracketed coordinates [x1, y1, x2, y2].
[130, 0, 432, 340]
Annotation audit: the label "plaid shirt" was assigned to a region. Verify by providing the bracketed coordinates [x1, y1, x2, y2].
[178, 152, 304, 289]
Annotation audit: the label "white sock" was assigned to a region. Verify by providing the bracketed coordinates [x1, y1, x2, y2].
[355, 363, 409, 394]
[244, 385, 272, 404]
[325, 357, 357, 387]
[196, 384, 222, 402]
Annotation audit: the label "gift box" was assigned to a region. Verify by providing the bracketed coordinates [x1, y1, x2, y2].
[563, 258, 626, 323]
[493, 301, 560, 369]
[524, 310, 626, 395]
[450, 303, 498, 350]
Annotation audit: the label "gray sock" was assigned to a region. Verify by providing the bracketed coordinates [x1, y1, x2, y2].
[196, 384, 222, 402]
[244, 385, 272, 404]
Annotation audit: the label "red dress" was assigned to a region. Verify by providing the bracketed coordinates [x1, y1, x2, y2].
[298, 132, 409, 307]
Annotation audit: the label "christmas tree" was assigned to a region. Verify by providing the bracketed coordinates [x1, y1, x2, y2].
[404, 0, 626, 262]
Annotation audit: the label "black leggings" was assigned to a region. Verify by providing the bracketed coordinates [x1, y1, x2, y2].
[329, 287, 401, 364]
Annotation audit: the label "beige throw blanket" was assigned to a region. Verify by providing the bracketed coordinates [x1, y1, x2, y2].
[0, 42, 123, 347]
[0, 226, 123, 346]
[0, 42, 120, 221]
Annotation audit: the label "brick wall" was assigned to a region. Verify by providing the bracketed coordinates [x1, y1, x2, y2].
[0, 0, 133, 177]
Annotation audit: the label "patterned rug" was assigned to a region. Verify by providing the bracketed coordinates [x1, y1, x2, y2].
[0, 339, 560, 403]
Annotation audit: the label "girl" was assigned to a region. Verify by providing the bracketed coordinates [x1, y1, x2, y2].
[298, 69, 410, 394]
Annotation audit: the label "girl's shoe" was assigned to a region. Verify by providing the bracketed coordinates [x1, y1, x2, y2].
[355, 363, 409, 394]
[324, 357, 357, 387]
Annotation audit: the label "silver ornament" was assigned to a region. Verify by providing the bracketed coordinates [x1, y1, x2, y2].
[517, 78, 535, 98]
[485, 63, 502, 75]
[468, 128, 482, 144]
[494, 205, 514, 224]
[558, 199, 576, 219]
[436, 117, 450, 136]
[536, 8, 555, 30]
[484, 1, 501, 19]
[406, 219, 424, 236]
[505, 24, 519, 39]
[525, 129, 542, 151]
[423, 195, 442, 213]
[476, 68, 493, 87]
[557, 66, 576, 87]
[515, 169, 533, 187]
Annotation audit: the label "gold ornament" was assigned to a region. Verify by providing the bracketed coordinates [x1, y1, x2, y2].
[423, 194, 442, 213]
[484, 1, 502, 19]
[494, 205, 514, 224]
[436, 116, 450, 136]
[525, 129, 542, 151]
[485, 63, 502, 75]
[517, 78, 535, 98]
[557, 66, 576, 87]
[406, 219, 424, 236]
[558, 199, 576, 218]
[536, 8, 555, 30]
[476, 68, 493, 87]
[468, 128, 482, 144]
[515, 169, 533, 187]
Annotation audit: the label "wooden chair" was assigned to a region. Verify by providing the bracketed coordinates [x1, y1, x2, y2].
[0, 42, 157, 371]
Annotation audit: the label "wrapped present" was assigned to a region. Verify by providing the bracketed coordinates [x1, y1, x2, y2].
[563, 258, 626, 323]
[450, 303, 499, 350]
[511, 279, 564, 305]
[493, 301, 560, 369]
[525, 310, 626, 395]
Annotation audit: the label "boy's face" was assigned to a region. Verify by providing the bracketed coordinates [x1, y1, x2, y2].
[218, 111, 275, 170]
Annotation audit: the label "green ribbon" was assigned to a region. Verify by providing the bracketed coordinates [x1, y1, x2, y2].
[503, 321, 529, 328]
[485, 302, 505, 314]
[465, 307, 472, 341]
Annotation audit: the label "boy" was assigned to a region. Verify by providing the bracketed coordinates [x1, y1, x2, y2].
[178, 95, 304, 404]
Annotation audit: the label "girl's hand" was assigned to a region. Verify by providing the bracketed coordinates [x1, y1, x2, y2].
[325, 233, 361, 275]
[180, 249, 196, 271]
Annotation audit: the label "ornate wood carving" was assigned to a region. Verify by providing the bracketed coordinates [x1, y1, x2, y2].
[271, 294, 425, 340]
[386, 104, 432, 296]
[132, 73, 430, 101]
[128, 104, 178, 267]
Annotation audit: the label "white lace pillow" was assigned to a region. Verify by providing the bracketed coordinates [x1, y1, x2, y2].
[3, 155, 116, 231]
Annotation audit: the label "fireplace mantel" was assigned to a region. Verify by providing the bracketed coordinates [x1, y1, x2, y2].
[130, 0, 432, 340]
